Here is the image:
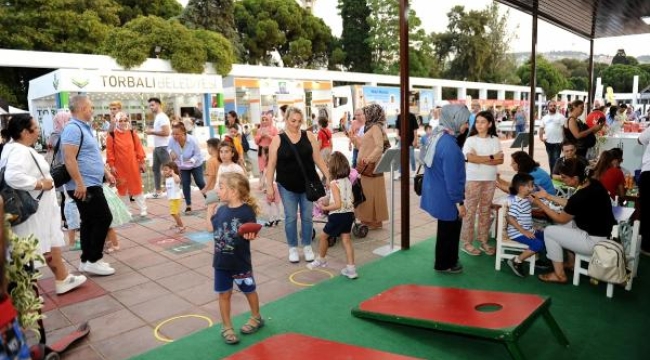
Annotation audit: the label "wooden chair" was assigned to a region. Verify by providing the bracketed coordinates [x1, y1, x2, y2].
[495, 198, 537, 275]
[572, 220, 641, 298]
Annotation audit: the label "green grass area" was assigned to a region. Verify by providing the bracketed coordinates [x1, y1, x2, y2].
[133, 239, 650, 360]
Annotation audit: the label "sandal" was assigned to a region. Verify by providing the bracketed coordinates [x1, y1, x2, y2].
[221, 327, 239, 344]
[538, 272, 568, 284]
[240, 316, 264, 335]
[461, 244, 481, 256]
[479, 243, 496, 256]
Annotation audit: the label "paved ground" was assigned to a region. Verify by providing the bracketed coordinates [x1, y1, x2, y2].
[34, 133, 543, 360]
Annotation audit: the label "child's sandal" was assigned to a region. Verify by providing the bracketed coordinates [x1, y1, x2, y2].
[240, 316, 264, 335]
[221, 327, 239, 344]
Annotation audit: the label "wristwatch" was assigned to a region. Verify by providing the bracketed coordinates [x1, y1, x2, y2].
[489, 155, 494, 160]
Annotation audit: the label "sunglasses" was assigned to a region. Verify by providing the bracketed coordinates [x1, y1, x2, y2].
[118, 119, 129, 122]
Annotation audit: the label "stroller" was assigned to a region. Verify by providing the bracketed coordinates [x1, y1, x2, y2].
[312, 168, 368, 247]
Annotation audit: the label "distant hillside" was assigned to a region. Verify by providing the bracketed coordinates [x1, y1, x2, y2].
[512, 51, 649, 65]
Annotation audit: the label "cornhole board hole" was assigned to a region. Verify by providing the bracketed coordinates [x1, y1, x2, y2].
[224, 333, 422, 360]
[352, 285, 568, 360]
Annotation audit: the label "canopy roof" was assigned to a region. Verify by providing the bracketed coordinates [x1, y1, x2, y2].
[496, 0, 650, 39]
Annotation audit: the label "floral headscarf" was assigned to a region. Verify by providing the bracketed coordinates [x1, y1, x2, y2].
[362, 104, 386, 130]
[52, 111, 71, 133]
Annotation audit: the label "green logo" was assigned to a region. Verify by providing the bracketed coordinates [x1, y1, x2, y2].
[71, 78, 89, 88]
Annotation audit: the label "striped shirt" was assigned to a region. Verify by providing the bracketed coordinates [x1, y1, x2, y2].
[506, 195, 533, 239]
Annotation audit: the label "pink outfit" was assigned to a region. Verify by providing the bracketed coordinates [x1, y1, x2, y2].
[254, 124, 278, 172]
[461, 181, 496, 244]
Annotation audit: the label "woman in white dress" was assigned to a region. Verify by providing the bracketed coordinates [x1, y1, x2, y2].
[0, 114, 86, 295]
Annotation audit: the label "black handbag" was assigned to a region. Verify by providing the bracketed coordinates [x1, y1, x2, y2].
[51, 123, 83, 188]
[281, 133, 326, 202]
[414, 165, 424, 196]
[0, 152, 44, 226]
[352, 178, 366, 207]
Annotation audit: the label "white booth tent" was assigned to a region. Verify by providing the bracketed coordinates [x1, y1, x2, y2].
[28, 69, 223, 146]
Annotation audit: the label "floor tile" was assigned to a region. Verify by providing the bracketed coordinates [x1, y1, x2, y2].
[111, 281, 171, 307]
[86, 309, 146, 342]
[129, 293, 194, 323]
[59, 295, 124, 324]
[94, 326, 159, 360]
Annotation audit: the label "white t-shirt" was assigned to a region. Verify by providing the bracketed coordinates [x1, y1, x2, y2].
[638, 127, 650, 172]
[165, 176, 182, 200]
[540, 112, 566, 144]
[215, 162, 245, 189]
[462, 135, 502, 181]
[153, 112, 171, 148]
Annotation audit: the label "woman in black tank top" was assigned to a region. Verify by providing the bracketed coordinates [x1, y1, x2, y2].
[264, 107, 330, 264]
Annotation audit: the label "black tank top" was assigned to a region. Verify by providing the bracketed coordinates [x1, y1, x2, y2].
[276, 131, 319, 193]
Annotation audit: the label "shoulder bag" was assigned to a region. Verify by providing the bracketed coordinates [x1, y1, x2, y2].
[414, 164, 424, 196]
[51, 123, 83, 188]
[281, 132, 325, 202]
[1, 152, 45, 226]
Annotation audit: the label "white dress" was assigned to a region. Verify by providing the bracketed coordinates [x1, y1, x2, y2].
[1, 142, 65, 255]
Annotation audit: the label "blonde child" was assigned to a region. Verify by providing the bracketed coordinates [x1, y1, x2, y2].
[212, 172, 263, 345]
[307, 151, 358, 279]
[263, 181, 282, 227]
[163, 161, 185, 233]
[206, 142, 246, 225]
[461, 110, 504, 256]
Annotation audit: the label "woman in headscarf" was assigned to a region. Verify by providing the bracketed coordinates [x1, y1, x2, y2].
[355, 104, 389, 229]
[420, 104, 468, 274]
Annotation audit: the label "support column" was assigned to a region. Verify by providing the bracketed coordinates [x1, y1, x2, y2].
[478, 88, 488, 100]
[587, 38, 595, 112]
[528, 2, 538, 157]
[457, 87, 467, 101]
[433, 86, 442, 103]
[399, 0, 410, 250]
[514, 91, 522, 101]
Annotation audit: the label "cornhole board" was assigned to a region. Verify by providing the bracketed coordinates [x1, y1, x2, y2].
[352, 285, 568, 360]
[224, 333, 422, 360]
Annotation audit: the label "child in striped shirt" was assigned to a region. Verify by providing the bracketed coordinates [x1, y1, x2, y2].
[506, 173, 545, 277]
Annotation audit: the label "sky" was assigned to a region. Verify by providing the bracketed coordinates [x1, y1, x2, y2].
[177, 0, 650, 57]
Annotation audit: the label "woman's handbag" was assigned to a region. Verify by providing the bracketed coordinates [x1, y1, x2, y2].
[352, 178, 366, 207]
[51, 123, 83, 188]
[414, 165, 424, 196]
[0, 153, 44, 226]
[356, 161, 380, 177]
[281, 133, 326, 202]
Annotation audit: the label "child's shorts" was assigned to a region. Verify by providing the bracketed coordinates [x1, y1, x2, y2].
[214, 269, 257, 294]
[511, 229, 545, 252]
[323, 212, 355, 237]
[64, 201, 80, 230]
[169, 199, 183, 215]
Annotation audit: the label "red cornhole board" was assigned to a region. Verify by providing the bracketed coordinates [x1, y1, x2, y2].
[352, 285, 568, 360]
[224, 333, 422, 360]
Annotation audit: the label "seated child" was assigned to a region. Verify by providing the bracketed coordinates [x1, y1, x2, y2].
[505, 173, 545, 277]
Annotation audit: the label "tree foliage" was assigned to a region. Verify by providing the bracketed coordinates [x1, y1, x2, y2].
[100, 16, 235, 75]
[233, 0, 333, 68]
[114, 0, 182, 25]
[517, 56, 568, 99]
[600, 64, 650, 93]
[337, 0, 371, 72]
[180, 0, 242, 59]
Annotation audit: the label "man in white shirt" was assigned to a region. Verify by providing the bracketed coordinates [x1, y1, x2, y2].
[145, 97, 171, 198]
[538, 100, 566, 171]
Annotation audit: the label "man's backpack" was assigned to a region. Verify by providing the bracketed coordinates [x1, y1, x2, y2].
[588, 240, 628, 284]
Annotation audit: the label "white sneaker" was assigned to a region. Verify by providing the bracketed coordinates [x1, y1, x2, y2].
[341, 266, 359, 279]
[140, 211, 148, 217]
[84, 260, 115, 276]
[303, 245, 315, 262]
[393, 173, 401, 181]
[288, 247, 300, 263]
[78, 261, 86, 272]
[306, 257, 327, 270]
[55, 274, 87, 294]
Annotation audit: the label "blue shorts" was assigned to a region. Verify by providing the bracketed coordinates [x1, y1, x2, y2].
[323, 212, 355, 237]
[214, 269, 257, 294]
[64, 200, 80, 230]
[511, 230, 545, 252]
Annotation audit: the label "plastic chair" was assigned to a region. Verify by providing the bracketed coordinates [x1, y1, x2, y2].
[572, 220, 641, 298]
[495, 200, 537, 275]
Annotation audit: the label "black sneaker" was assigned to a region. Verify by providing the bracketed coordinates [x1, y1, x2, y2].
[535, 259, 553, 272]
[436, 263, 463, 274]
[507, 258, 526, 278]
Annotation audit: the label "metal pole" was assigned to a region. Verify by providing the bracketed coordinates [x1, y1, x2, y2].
[587, 38, 595, 113]
[528, 1, 538, 157]
[399, 0, 410, 250]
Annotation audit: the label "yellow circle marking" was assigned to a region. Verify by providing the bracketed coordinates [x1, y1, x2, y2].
[154, 314, 214, 343]
[289, 268, 334, 287]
